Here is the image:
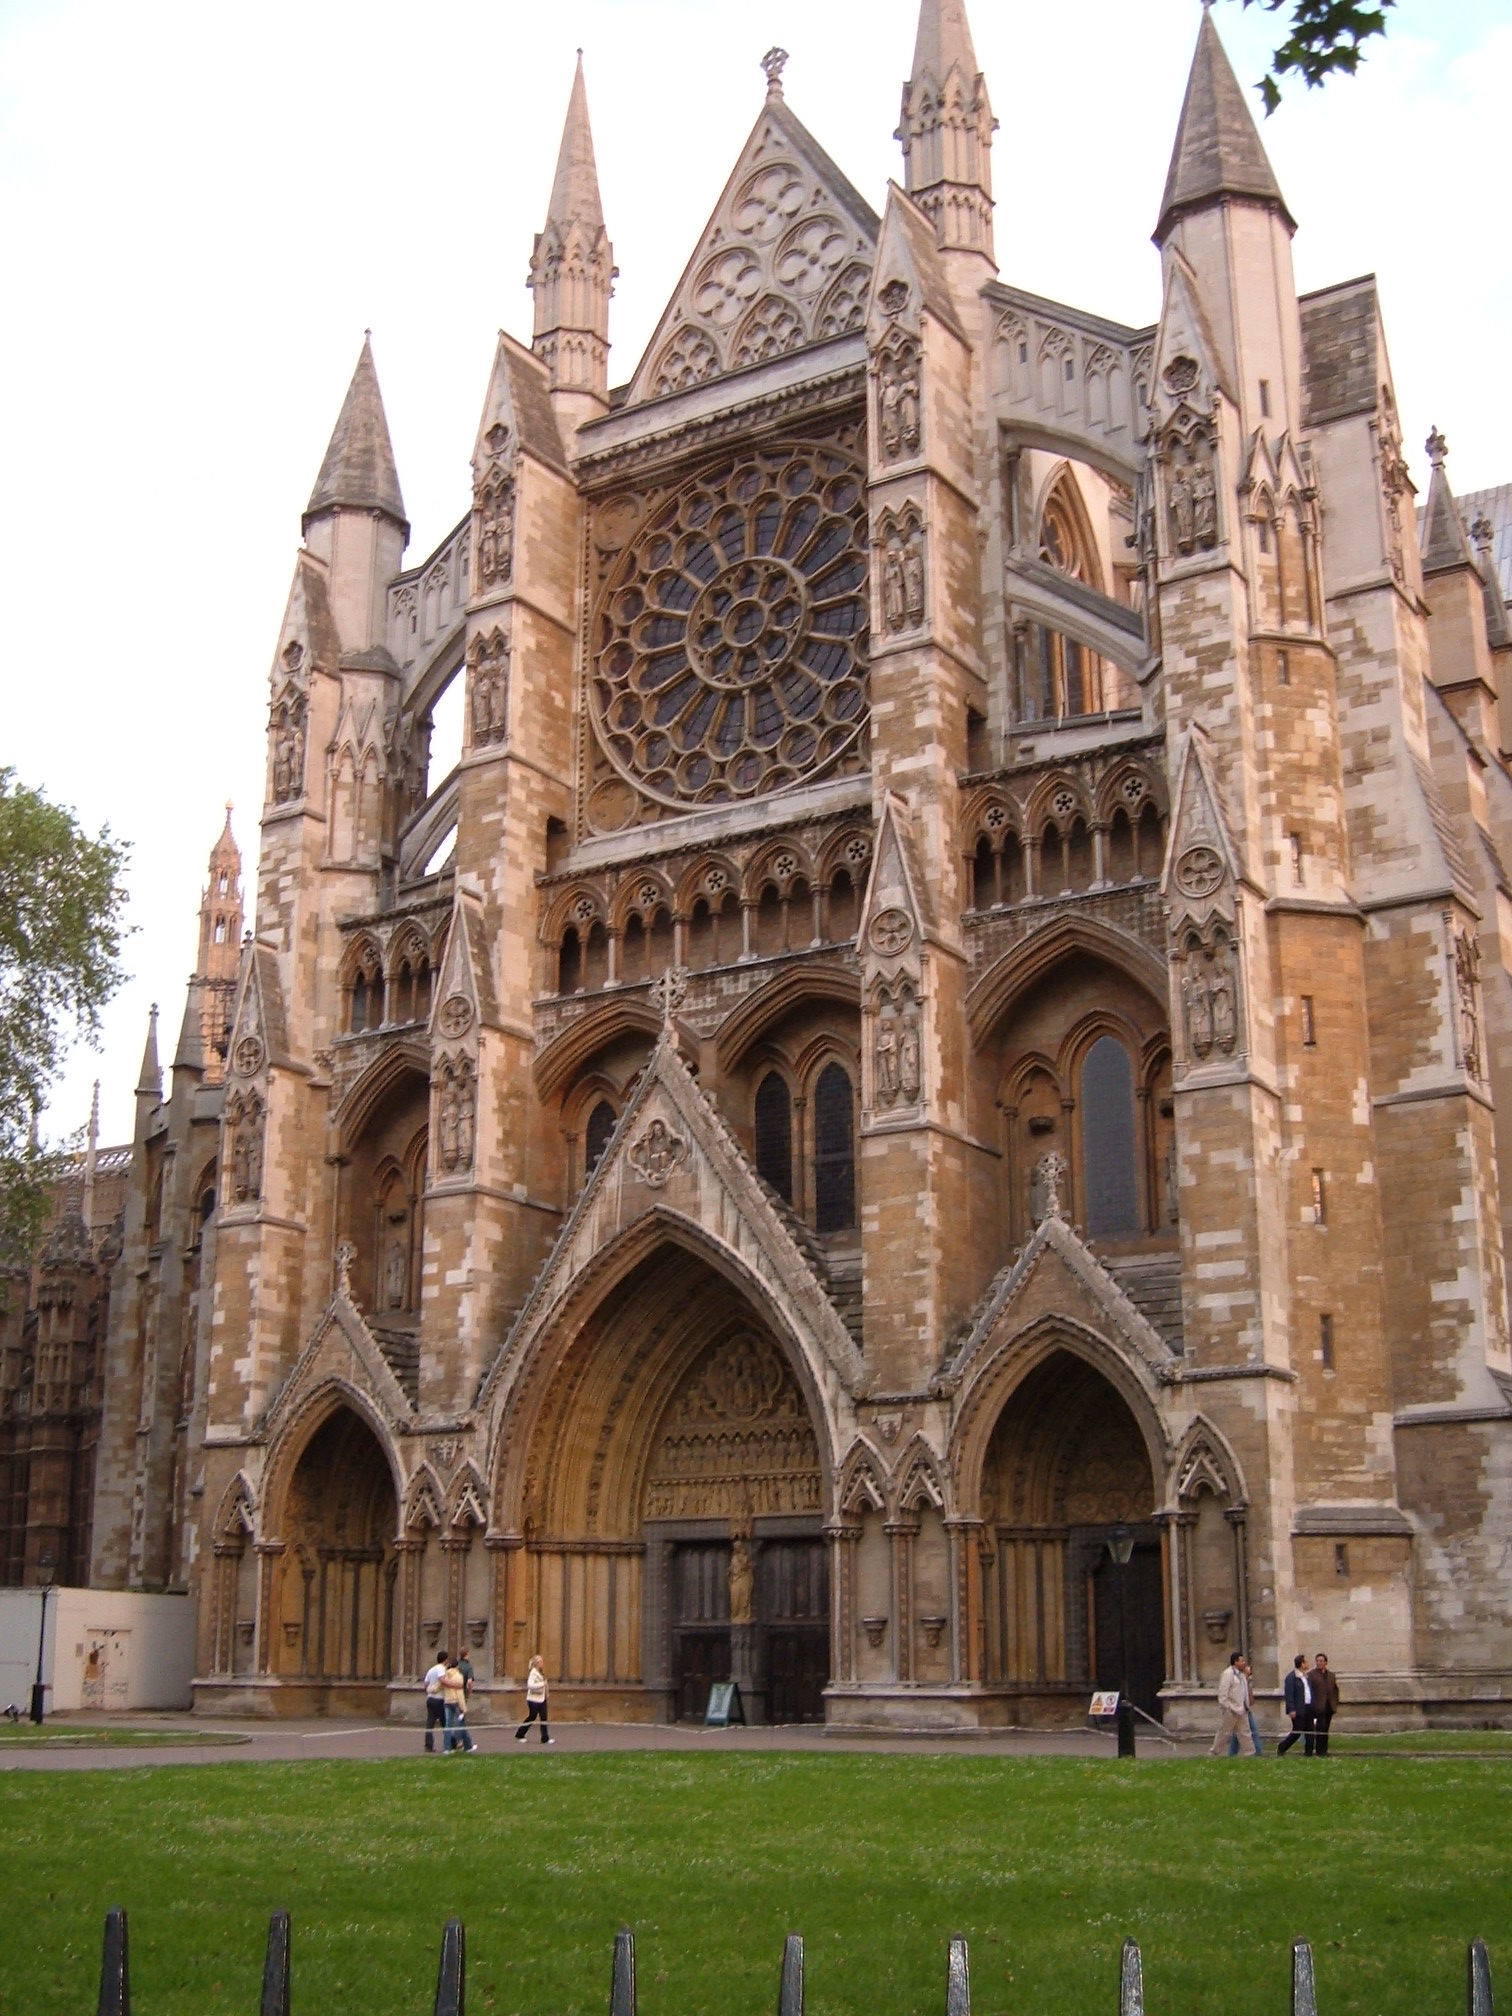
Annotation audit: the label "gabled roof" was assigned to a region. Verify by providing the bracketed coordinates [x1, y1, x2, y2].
[623, 82, 879, 408]
[305, 334, 408, 534]
[1156, 8, 1294, 241]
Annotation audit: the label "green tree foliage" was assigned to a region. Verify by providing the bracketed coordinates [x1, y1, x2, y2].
[1234, 1, 1395, 114]
[0, 768, 130, 1264]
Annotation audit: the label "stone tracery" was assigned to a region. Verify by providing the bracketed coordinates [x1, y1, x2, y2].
[589, 442, 869, 814]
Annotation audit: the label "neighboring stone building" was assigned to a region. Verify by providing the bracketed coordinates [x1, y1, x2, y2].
[0, 1090, 131, 1588]
[92, 4, 1512, 1725]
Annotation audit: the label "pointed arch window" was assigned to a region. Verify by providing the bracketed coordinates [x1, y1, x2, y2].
[1081, 1035, 1138, 1238]
[813, 1062, 855, 1233]
[1015, 474, 1117, 724]
[754, 1072, 793, 1203]
[585, 1100, 616, 1177]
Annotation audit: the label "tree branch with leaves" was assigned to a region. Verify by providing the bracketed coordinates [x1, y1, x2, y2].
[1233, 0, 1395, 114]
[0, 768, 130, 1265]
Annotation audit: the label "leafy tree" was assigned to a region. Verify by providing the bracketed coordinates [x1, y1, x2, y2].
[0, 769, 130, 1265]
[1233, 0, 1395, 113]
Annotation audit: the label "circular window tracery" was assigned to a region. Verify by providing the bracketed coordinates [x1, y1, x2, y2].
[592, 443, 869, 808]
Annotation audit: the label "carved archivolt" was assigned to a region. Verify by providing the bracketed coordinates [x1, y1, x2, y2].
[643, 1330, 821, 1521]
[587, 441, 869, 821]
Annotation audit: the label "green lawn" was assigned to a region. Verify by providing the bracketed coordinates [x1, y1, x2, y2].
[1, 1754, 1505, 2016]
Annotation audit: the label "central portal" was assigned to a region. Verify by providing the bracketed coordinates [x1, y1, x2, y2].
[510, 1244, 833, 1723]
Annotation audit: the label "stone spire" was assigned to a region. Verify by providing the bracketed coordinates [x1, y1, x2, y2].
[135, 1004, 161, 1117]
[529, 52, 615, 432]
[1419, 428, 1479, 575]
[1155, 6, 1295, 243]
[303, 333, 408, 536]
[897, 0, 995, 271]
[186, 806, 244, 1083]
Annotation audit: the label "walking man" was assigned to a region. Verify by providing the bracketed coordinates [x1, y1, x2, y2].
[423, 1652, 448, 1754]
[1312, 1653, 1340, 1756]
[515, 1653, 554, 1746]
[1228, 1654, 1264, 1756]
[441, 1657, 477, 1754]
[1209, 1650, 1249, 1756]
[1277, 1653, 1315, 1755]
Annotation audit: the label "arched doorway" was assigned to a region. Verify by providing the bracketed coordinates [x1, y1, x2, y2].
[977, 1350, 1167, 1716]
[503, 1242, 832, 1723]
[272, 1405, 398, 1698]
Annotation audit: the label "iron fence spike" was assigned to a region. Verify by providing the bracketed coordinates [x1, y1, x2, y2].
[260, 1911, 291, 2016]
[433, 1917, 465, 2016]
[611, 1927, 637, 2016]
[97, 1909, 129, 2016]
[1120, 1939, 1144, 2016]
[1292, 1940, 1318, 2016]
[779, 1934, 804, 2016]
[946, 1936, 971, 2016]
[1470, 1939, 1493, 2016]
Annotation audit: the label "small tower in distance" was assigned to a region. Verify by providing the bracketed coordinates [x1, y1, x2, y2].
[196, 807, 243, 1083]
[897, 0, 996, 285]
[529, 52, 615, 437]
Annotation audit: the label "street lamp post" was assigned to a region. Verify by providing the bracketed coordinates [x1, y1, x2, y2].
[1106, 1527, 1136, 1758]
[30, 1554, 54, 1726]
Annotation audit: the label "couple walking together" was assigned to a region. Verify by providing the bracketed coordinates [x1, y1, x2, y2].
[422, 1653, 554, 1752]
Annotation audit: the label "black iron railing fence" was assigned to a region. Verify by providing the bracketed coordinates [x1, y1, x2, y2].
[91, 1911, 1494, 2016]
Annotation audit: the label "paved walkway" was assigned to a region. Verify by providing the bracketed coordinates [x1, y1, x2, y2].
[0, 1710, 1204, 1771]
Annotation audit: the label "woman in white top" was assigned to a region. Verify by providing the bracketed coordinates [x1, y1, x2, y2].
[515, 1653, 554, 1745]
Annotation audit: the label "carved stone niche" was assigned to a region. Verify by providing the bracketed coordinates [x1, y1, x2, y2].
[468, 631, 510, 749]
[435, 1056, 477, 1177]
[878, 510, 926, 636]
[1178, 928, 1242, 1065]
[1163, 419, 1219, 559]
[873, 983, 922, 1111]
[875, 338, 922, 465]
[475, 464, 515, 595]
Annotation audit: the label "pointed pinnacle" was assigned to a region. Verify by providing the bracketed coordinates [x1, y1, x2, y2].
[1156, 6, 1293, 241]
[304, 334, 408, 531]
[546, 51, 604, 236]
[910, 0, 979, 83]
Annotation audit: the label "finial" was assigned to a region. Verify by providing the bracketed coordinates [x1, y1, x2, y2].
[651, 965, 689, 1030]
[1426, 426, 1448, 469]
[761, 46, 788, 98]
[1471, 513, 1495, 558]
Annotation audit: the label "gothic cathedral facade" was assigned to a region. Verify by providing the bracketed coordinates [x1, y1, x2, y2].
[90, 4, 1512, 1726]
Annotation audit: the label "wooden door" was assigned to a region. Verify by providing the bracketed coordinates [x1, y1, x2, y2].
[761, 1537, 829, 1723]
[1091, 1539, 1165, 1718]
[671, 1542, 731, 1720]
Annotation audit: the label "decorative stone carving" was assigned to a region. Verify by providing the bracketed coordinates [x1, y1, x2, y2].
[874, 989, 922, 1110]
[876, 1410, 902, 1445]
[878, 279, 909, 318]
[861, 1615, 888, 1649]
[642, 1331, 821, 1521]
[1162, 355, 1199, 396]
[629, 1116, 688, 1188]
[1029, 1151, 1068, 1227]
[650, 965, 689, 1028]
[384, 1240, 406, 1310]
[270, 695, 307, 806]
[899, 1002, 921, 1104]
[1454, 928, 1482, 1081]
[1166, 432, 1219, 556]
[918, 1615, 948, 1650]
[1181, 933, 1241, 1063]
[436, 1058, 476, 1176]
[438, 993, 473, 1040]
[1174, 844, 1225, 900]
[468, 632, 509, 748]
[429, 1436, 461, 1472]
[589, 441, 868, 810]
[225, 1091, 264, 1204]
[876, 340, 922, 463]
[1202, 1607, 1233, 1645]
[879, 515, 925, 635]
[233, 1035, 264, 1078]
[869, 908, 913, 956]
[475, 476, 514, 593]
[1375, 389, 1410, 587]
[336, 1240, 357, 1299]
[875, 1013, 900, 1104]
[728, 1537, 755, 1623]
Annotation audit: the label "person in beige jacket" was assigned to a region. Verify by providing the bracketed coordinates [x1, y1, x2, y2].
[514, 1653, 553, 1746]
[1209, 1650, 1250, 1756]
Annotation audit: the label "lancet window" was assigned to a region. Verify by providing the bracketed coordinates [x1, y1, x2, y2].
[813, 1062, 856, 1234]
[754, 1072, 794, 1203]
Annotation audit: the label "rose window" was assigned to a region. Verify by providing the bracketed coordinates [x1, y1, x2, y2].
[591, 444, 869, 807]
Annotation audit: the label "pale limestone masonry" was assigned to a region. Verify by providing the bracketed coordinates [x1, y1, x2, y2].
[86, 5, 1512, 1729]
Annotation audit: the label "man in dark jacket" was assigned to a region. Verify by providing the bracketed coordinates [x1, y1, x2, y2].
[1277, 1653, 1315, 1755]
[1311, 1653, 1341, 1755]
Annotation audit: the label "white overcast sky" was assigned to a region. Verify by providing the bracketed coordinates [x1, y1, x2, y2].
[4, 0, 1509, 1149]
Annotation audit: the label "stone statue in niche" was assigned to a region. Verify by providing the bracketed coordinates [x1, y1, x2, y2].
[1169, 464, 1193, 553]
[1167, 437, 1218, 557]
[875, 1013, 900, 1104]
[1182, 937, 1240, 1063]
[883, 547, 906, 633]
[228, 1095, 263, 1204]
[728, 1537, 755, 1624]
[902, 533, 925, 626]
[385, 1240, 406, 1309]
[271, 701, 306, 805]
[470, 644, 509, 748]
[477, 481, 515, 591]
[898, 1003, 921, 1103]
[877, 345, 922, 463]
[456, 1069, 476, 1167]
[437, 1071, 459, 1171]
[437, 1062, 474, 1175]
[1455, 928, 1482, 1080]
[1029, 1150, 1068, 1227]
[1191, 458, 1217, 547]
